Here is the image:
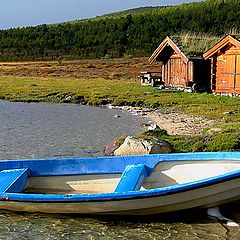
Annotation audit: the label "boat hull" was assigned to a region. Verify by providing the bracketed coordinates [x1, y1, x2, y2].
[1, 176, 240, 215]
[1, 152, 240, 215]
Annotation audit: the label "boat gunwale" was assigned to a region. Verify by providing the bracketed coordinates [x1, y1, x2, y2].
[0, 152, 240, 177]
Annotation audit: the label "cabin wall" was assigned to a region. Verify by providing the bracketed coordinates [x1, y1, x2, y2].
[162, 57, 210, 90]
[212, 44, 240, 95]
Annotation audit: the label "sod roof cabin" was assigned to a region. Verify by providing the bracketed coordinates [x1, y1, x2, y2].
[204, 35, 240, 96]
[149, 35, 218, 91]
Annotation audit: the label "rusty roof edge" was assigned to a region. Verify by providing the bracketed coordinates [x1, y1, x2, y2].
[148, 36, 189, 64]
[203, 35, 240, 59]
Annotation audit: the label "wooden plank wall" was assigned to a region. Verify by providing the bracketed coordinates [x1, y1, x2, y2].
[236, 55, 240, 91]
[214, 44, 240, 94]
[162, 56, 190, 88]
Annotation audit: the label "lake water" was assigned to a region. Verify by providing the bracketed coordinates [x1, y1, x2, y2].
[0, 101, 143, 160]
[0, 100, 239, 239]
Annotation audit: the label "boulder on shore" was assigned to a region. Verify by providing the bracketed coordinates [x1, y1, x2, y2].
[103, 137, 125, 156]
[114, 136, 173, 156]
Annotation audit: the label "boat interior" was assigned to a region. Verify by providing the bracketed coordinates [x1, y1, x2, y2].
[1, 160, 240, 195]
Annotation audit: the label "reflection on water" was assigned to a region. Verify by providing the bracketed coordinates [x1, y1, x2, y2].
[0, 101, 240, 239]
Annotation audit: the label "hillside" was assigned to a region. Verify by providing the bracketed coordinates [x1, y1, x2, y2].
[0, 0, 239, 61]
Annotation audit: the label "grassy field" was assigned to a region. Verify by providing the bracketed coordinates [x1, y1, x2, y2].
[0, 75, 239, 120]
[0, 59, 239, 152]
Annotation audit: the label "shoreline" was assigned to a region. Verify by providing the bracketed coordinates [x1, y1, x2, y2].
[0, 98, 219, 136]
[107, 105, 217, 136]
[145, 109, 217, 135]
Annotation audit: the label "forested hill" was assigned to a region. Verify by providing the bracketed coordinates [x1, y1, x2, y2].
[0, 0, 239, 61]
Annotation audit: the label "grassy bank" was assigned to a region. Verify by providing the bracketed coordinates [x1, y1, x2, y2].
[0, 75, 239, 119]
[0, 75, 239, 152]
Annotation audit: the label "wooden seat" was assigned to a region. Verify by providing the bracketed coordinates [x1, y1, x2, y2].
[115, 164, 148, 192]
[0, 168, 30, 193]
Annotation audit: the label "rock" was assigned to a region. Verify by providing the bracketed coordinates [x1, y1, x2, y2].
[65, 95, 72, 101]
[147, 123, 157, 131]
[103, 137, 125, 156]
[114, 136, 173, 156]
[101, 98, 112, 105]
[103, 142, 118, 156]
[223, 111, 234, 115]
[108, 105, 118, 109]
[75, 95, 86, 104]
[140, 122, 153, 127]
[207, 128, 223, 135]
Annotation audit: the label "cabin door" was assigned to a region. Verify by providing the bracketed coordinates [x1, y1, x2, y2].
[169, 58, 185, 87]
[222, 54, 239, 92]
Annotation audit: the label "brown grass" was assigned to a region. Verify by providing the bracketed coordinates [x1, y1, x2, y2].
[0, 57, 160, 80]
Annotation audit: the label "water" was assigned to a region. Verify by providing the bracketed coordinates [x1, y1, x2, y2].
[0, 100, 239, 239]
[0, 101, 143, 159]
[1, 210, 239, 240]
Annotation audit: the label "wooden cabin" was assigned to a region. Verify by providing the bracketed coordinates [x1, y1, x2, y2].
[149, 36, 212, 92]
[203, 35, 240, 96]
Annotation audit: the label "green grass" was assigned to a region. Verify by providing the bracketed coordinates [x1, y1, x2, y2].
[0, 76, 148, 104]
[1, 75, 240, 120]
[139, 126, 240, 153]
[0, 75, 239, 152]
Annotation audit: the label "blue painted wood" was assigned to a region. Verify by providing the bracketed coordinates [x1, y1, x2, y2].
[0, 152, 239, 202]
[115, 164, 149, 192]
[0, 168, 29, 193]
[0, 152, 239, 177]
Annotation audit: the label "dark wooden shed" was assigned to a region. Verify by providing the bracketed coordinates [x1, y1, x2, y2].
[149, 36, 212, 91]
[203, 35, 240, 96]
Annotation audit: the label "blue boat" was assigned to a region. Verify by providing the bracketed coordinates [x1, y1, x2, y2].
[0, 152, 240, 215]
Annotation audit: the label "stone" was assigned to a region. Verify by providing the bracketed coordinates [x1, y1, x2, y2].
[206, 128, 223, 135]
[103, 141, 119, 156]
[103, 137, 125, 156]
[114, 136, 173, 156]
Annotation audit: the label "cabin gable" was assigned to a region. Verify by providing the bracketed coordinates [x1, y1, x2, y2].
[204, 35, 240, 95]
[149, 36, 188, 64]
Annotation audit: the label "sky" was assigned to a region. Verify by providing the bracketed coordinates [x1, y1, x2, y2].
[0, 0, 202, 30]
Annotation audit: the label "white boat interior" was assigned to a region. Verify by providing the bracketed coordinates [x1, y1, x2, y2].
[24, 160, 240, 194]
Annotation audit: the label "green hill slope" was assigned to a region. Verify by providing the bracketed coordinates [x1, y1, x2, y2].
[0, 0, 239, 61]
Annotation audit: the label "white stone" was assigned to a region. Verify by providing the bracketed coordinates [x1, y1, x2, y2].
[114, 136, 172, 156]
